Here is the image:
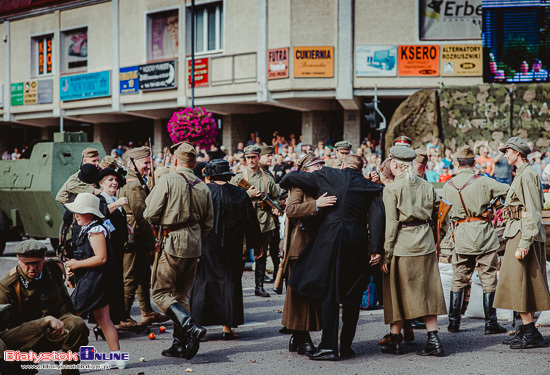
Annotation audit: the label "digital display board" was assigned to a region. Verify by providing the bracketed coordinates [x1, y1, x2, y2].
[483, 1, 550, 83]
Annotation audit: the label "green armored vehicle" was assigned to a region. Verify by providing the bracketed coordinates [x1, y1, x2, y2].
[0, 132, 106, 254]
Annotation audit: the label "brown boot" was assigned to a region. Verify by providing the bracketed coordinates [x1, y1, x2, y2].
[141, 311, 169, 325]
[116, 317, 138, 330]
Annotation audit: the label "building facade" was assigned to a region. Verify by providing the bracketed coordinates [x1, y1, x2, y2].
[0, 0, 483, 155]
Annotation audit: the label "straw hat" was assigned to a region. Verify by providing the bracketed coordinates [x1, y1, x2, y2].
[64, 193, 105, 218]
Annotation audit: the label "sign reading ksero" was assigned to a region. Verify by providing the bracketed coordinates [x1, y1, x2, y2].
[398, 45, 439, 76]
[293, 46, 334, 78]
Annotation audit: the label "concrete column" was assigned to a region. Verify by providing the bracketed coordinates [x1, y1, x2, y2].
[256, 0, 269, 103]
[336, 0, 353, 102]
[222, 114, 248, 155]
[93, 123, 117, 155]
[301, 111, 330, 147]
[153, 118, 163, 155]
[343, 110, 360, 151]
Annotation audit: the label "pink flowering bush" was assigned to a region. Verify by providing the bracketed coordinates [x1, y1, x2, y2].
[167, 107, 218, 148]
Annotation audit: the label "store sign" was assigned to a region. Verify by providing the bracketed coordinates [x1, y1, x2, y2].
[38, 35, 53, 75]
[23, 81, 38, 105]
[268, 48, 289, 80]
[187, 58, 209, 88]
[37, 79, 53, 103]
[60, 71, 111, 101]
[293, 46, 334, 77]
[355, 46, 398, 77]
[419, 0, 482, 40]
[11, 83, 23, 106]
[441, 44, 482, 76]
[120, 66, 139, 94]
[398, 45, 439, 76]
[139, 60, 176, 91]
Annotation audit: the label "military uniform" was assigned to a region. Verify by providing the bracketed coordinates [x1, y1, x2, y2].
[441, 145, 509, 334]
[381, 146, 446, 356]
[0, 241, 88, 375]
[231, 145, 279, 297]
[143, 143, 214, 360]
[56, 172, 96, 204]
[118, 151, 156, 322]
[494, 137, 550, 349]
[324, 140, 352, 169]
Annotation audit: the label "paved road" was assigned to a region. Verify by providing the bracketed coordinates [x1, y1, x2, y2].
[1, 241, 550, 374]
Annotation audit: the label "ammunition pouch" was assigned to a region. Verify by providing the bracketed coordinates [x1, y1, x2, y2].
[502, 206, 526, 221]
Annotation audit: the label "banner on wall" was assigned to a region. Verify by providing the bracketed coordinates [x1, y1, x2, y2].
[120, 66, 139, 94]
[60, 71, 111, 101]
[293, 46, 334, 77]
[139, 61, 176, 91]
[355, 46, 398, 77]
[188, 58, 209, 87]
[419, 0, 482, 40]
[398, 45, 440, 76]
[149, 11, 179, 60]
[441, 44, 482, 76]
[268, 48, 289, 80]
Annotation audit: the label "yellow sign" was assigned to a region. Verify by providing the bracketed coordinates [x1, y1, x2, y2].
[293, 47, 334, 77]
[23, 81, 38, 105]
[441, 44, 482, 76]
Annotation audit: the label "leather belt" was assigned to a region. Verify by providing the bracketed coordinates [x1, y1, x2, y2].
[162, 220, 198, 235]
[399, 219, 430, 229]
[454, 215, 491, 226]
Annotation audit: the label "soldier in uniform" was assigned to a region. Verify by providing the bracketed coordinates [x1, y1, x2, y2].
[99, 155, 119, 169]
[0, 240, 89, 375]
[324, 141, 352, 169]
[413, 148, 428, 178]
[118, 146, 168, 328]
[231, 145, 281, 297]
[144, 143, 214, 360]
[494, 137, 550, 349]
[442, 145, 509, 334]
[258, 145, 281, 282]
[56, 147, 101, 204]
[381, 146, 447, 356]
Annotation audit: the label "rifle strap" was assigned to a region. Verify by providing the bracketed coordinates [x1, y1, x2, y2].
[447, 175, 480, 221]
[243, 168, 269, 192]
[15, 281, 22, 314]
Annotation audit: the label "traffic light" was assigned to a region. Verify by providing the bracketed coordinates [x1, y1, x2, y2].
[364, 101, 379, 129]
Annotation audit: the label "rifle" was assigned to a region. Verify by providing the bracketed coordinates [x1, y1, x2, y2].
[273, 216, 290, 294]
[237, 178, 284, 213]
[151, 228, 163, 287]
[149, 137, 155, 188]
[130, 156, 151, 195]
[435, 198, 453, 256]
[56, 222, 76, 288]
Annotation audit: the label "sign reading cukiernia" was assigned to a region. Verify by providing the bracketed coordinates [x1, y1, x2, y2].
[293, 47, 334, 77]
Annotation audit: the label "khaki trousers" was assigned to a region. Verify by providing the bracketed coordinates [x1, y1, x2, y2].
[152, 251, 198, 313]
[123, 244, 153, 315]
[450, 251, 499, 293]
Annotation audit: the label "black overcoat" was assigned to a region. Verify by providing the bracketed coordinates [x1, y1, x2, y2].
[279, 167, 384, 306]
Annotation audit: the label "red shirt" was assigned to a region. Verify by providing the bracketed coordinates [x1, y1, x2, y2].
[439, 174, 452, 182]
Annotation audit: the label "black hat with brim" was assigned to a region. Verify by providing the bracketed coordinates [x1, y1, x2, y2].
[203, 159, 235, 178]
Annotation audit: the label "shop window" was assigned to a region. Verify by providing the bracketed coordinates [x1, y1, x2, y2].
[189, 2, 223, 54]
[60, 27, 88, 74]
[147, 9, 179, 61]
[31, 34, 53, 77]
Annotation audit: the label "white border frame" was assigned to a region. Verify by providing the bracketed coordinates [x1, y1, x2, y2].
[186, 0, 225, 57]
[29, 30, 56, 79]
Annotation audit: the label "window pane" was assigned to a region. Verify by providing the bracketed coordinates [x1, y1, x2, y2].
[196, 10, 204, 53]
[208, 7, 216, 51]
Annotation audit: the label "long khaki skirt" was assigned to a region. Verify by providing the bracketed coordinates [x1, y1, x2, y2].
[494, 231, 550, 313]
[383, 252, 447, 325]
[281, 259, 322, 331]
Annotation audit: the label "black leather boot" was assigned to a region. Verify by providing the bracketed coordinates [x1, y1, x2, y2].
[417, 330, 444, 356]
[161, 325, 187, 358]
[381, 333, 402, 355]
[298, 332, 316, 355]
[255, 258, 270, 297]
[483, 292, 507, 334]
[165, 303, 207, 360]
[503, 325, 524, 345]
[447, 291, 463, 333]
[509, 323, 547, 349]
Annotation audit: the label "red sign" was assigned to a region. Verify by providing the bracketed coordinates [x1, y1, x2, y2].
[268, 48, 289, 80]
[188, 58, 209, 88]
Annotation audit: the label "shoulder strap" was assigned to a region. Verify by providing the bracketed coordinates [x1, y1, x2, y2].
[177, 172, 201, 188]
[448, 175, 480, 220]
[15, 280, 22, 314]
[243, 168, 249, 182]
[260, 169, 268, 192]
